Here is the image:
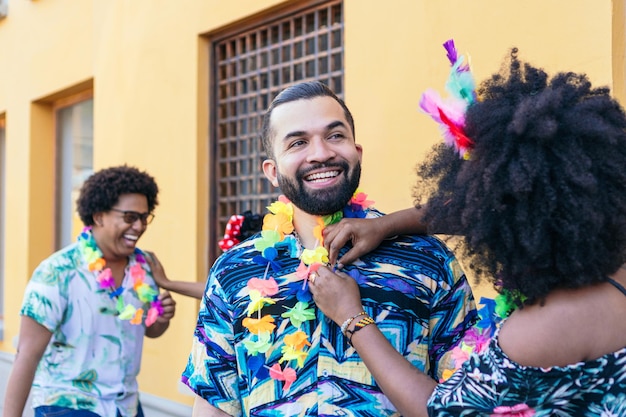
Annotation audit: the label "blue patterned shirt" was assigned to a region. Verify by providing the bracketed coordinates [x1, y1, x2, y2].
[183, 211, 477, 417]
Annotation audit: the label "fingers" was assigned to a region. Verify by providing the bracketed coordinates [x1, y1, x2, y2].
[159, 290, 175, 305]
[309, 267, 351, 293]
[158, 290, 176, 320]
[323, 223, 356, 267]
[144, 250, 155, 264]
[336, 248, 360, 269]
[311, 266, 364, 326]
[145, 251, 169, 290]
[144, 251, 161, 269]
[317, 266, 350, 280]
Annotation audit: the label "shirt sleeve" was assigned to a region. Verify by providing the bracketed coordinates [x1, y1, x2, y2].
[20, 261, 67, 332]
[181, 271, 242, 416]
[428, 254, 478, 381]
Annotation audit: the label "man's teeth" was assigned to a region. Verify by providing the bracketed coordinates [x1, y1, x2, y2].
[306, 171, 339, 181]
[124, 235, 138, 241]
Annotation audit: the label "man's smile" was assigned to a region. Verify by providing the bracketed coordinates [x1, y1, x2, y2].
[304, 170, 341, 183]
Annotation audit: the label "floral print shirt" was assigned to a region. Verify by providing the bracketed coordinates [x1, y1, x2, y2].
[428, 331, 626, 416]
[20, 243, 157, 417]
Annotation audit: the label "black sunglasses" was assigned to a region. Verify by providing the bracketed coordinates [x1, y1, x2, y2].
[109, 208, 155, 225]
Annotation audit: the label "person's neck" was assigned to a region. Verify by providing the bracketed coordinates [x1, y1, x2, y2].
[291, 205, 327, 250]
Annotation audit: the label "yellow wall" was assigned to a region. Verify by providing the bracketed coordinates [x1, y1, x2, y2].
[0, 0, 623, 407]
[345, 0, 619, 213]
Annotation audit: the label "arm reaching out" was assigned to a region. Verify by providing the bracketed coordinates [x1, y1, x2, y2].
[145, 250, 205, 300]
[324, 207, 429, 268]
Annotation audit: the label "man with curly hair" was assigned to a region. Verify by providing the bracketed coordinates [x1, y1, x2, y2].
[4, 165, 176, 417]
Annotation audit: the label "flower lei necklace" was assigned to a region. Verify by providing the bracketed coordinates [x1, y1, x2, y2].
[78, 226, 164, 326]
[242, 190, 374, 392]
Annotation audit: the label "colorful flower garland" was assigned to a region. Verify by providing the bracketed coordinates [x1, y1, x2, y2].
[443, 289, 526, 381]
[242, 190, 374, 391]
[78, 226, 164, 326]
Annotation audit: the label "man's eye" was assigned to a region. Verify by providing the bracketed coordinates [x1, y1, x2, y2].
[288, 139, 306, 148]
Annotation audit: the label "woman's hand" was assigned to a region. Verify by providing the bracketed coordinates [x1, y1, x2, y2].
[323, 218, 387, 269]
[308, 265, 364, 326]
[324, 207, 429, 268]
[145, 250, 205, 299]
[145, 251, 172, 289]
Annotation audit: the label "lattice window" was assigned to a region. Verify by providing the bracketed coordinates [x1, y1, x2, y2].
[210, 0, 344, 259]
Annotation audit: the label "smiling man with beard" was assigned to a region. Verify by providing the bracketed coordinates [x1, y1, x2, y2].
[183, 81, 477, 417]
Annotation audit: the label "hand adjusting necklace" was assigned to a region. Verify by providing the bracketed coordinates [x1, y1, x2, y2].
[242, 190, 374, 392]
[78, 226, 164, 326]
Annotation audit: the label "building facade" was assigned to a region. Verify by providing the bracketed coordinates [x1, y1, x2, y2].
[0, 0, 624, 413]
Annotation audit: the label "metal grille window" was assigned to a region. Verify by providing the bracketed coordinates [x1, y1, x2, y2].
[210, 0, 344, 259]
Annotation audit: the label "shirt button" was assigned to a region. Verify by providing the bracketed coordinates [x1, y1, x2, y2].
[322, 369, 329, 377]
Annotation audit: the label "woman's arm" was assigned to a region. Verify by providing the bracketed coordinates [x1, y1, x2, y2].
[145, 251, 205, 300]
[324, 207, 428, 267]
[310, 266, 436, 417]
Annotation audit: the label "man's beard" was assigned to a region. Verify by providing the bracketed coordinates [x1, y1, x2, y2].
[277, 161, 361, 216]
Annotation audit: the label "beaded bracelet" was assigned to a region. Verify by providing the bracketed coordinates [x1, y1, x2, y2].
[346, 316, 375, 346]
[340, 311, 366, 336]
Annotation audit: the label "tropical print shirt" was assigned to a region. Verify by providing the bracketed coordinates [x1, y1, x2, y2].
[182, 212, 477, 417]
[428, 330, 626, 416]
[20, 242, 156, 417]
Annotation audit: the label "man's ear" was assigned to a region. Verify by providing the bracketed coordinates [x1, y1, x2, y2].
[92, 212, 104, 227]
[262, 159, 279, 187]
[356, 143, 363, 162]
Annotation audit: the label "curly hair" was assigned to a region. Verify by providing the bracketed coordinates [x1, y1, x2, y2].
[76, 165, 159, 226]
[415, 49, 626, 305]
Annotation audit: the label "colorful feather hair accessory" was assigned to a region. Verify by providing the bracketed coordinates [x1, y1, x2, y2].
[419, 39, 477, 159]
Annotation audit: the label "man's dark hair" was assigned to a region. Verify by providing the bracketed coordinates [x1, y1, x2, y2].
[76, 165, 159, 226]
[260, 81, 355, 159]
[415, 48, 626, 305]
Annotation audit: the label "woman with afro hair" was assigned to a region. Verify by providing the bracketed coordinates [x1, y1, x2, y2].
[310, 48, 626, 416]
[5, 165, 176, 417]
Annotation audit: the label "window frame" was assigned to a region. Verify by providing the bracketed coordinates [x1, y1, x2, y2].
[53, 91, 94, 249]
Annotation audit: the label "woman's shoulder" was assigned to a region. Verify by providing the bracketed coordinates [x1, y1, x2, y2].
[429, 335, 626, 416]
[496, 283, 626, 369]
